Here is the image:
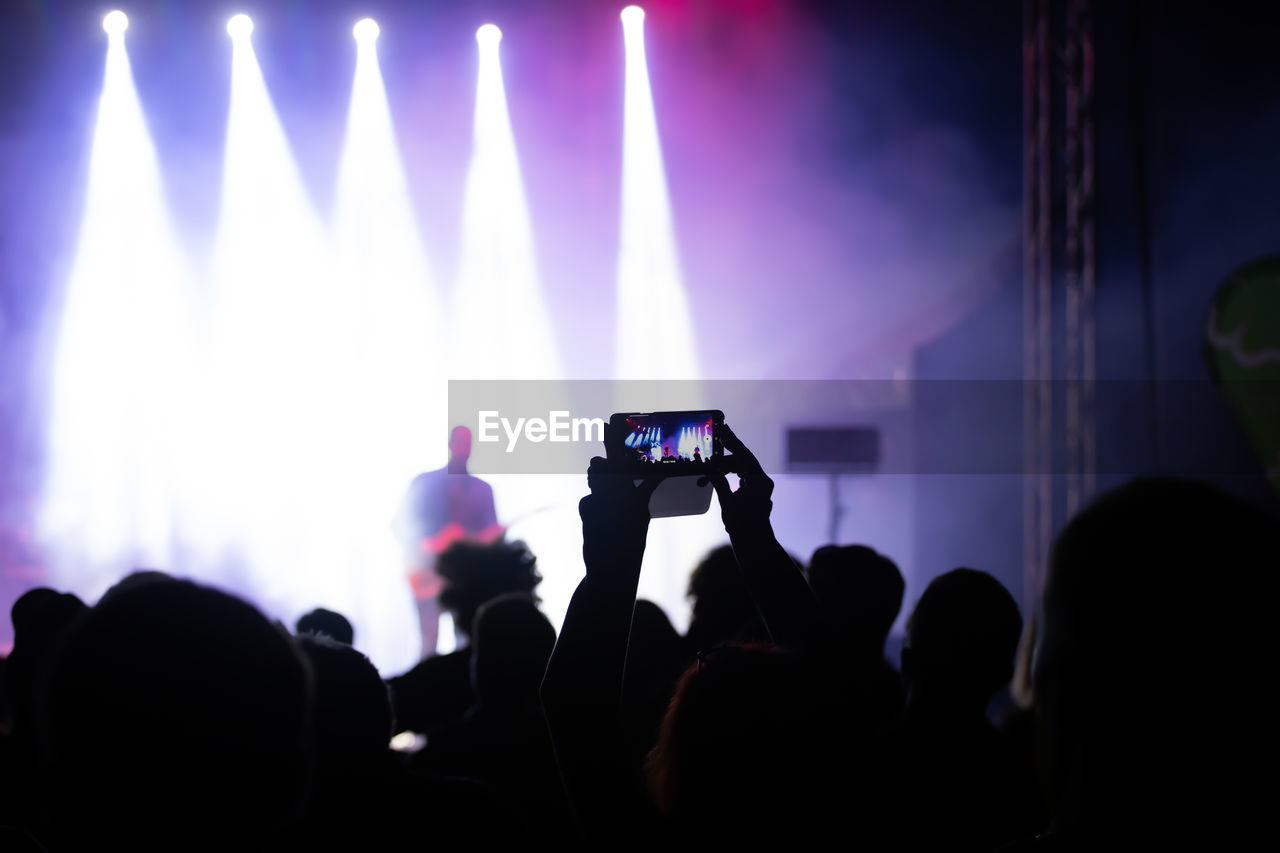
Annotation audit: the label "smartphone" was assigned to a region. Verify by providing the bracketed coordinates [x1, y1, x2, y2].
[609, 410, 723, 517]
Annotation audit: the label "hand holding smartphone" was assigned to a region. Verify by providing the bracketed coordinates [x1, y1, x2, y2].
[607, 410, 723, 517]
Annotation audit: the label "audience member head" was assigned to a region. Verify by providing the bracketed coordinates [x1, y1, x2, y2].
[807, 544, 904, 659]
[685, 545, 764, 653]
[622, 601, 690, 757]
[625, 600, 688, 696]
[295, 632, 390, 774]
[296, 607, 355, 645]
[1035, 478, 1279, 840]
[902, 568, 1021, 714]
[98, 568, 175, 602]
[437, 539, 541, 643]
[39, 577, 313, 846]
[646, 643, 847, 842]
[469, 593, 555, 712]
[5, 587, 86, 734]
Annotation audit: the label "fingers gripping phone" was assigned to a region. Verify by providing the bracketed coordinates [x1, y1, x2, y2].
[608, 410, 724, 518]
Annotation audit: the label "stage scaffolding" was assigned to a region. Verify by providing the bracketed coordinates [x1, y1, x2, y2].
[1022, 0, 1096, 615]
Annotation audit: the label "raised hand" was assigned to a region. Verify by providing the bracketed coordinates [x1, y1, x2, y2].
[542, 425, 666, 841]
[701, 422, 825, 651]
[702, 422, 775, 537]
[579, 424, 661, 580]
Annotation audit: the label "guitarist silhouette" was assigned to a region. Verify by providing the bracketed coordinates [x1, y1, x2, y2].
[394, 426, 503, 657]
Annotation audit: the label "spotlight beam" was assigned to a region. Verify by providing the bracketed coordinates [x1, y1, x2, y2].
[450, 24, 583, 649]
[204, 23, 345, 622]
[453, 23, 559, 380]
[332, 18, 447, 670]
[615, 8, 718, 627]
[43, 20, 194, 597]
[616, 7, 698, 381]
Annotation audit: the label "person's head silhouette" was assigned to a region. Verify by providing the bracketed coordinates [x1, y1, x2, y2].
[1034, 478, 1279, 844]
[685, 545, 765, 653]
[437, 539, 542, 643]
[903, 567, 1021, 715]
[296, 632, 390, 774]
[296, 607, 354, 645]
[6, 587, 87, 735]
[807, 544, 904, 661]
[646, 643, 847, 844]
[470, 593, 555, 712]
[39, 577, 312, 847]
[449, 425, 473, 469]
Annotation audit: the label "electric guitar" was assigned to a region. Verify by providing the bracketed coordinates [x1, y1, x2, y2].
[406, 505, 556, 600]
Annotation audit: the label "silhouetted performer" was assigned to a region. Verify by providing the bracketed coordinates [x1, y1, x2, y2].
[395, 426, 502, 657]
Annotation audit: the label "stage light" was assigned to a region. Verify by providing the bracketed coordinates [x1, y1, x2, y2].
[616, 4, 696, 381]
[452, 20, 583, 646]
[206, 16, 349, 653]
[615, 4, 718, 623]
[227, 14, 253, 39]
[616, 4, 698, 381]
[43, 15, 195, 599]
[353, 18, 379, 42]
[334, 8, 447, 669]
[455, 19, 557, 380]
[102, 10, 128, 36]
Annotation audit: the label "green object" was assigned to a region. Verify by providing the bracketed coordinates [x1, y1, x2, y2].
[1203, 256, 1280, 494]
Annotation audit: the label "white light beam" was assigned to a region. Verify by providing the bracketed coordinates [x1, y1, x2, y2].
[43, 20, 196, 598]
[451, 24, 582, 642]
[202, 23, 346, 618]
[616, 7, 718, 627]
[331, 21, 448, 670]
[616, 6, 699, 381]
[453, 24, 559, 380]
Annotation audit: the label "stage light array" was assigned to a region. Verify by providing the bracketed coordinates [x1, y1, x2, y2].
[43, 7, 710, 658]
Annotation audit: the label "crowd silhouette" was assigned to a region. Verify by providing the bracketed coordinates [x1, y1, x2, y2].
[0, 422, 1275, 850]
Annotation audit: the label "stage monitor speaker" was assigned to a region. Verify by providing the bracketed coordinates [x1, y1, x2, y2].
[785, 426, 880, 473]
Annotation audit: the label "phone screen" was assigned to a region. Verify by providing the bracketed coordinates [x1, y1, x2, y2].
[614, 410, 720, 468]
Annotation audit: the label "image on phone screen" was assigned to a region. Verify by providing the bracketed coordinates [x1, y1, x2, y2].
[618, 411, 717, 467]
